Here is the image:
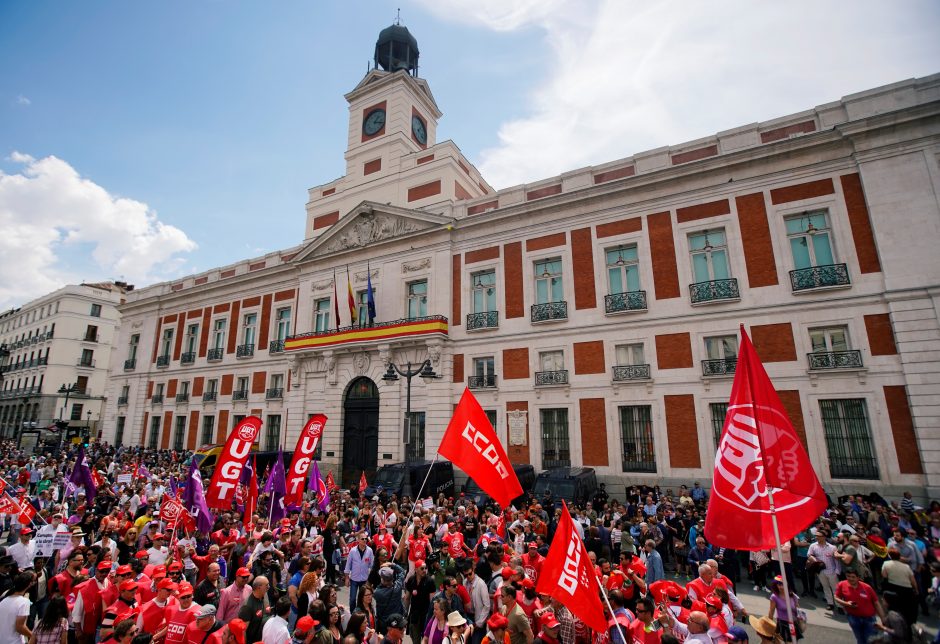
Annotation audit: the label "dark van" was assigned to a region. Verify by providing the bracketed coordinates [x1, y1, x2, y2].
[463, 463, 536, 508]
[364, 460, 454, 499]
[533, 467, 598, 507]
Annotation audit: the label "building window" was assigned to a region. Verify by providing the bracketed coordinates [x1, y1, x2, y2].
[80, 349, 94, 367]
[275, 308, 292, 340]
[615, 343, 644, 366]
[90, 303, 102, 317]
[539, 350, 564, 372]
[619, 405, 656, 472]
[405, 411, 426, 461]
[185, 324, 198, 354]
[607, 246, 640, 293]
[407, 280, 427, 319]
[820, 399, 879, 479]
[242, 313, 257, 347]
[128, 334, 140, 361]
[76, 376, 88, 394]
[149, 416, 160, 449]
[473, 357, 495, 384]
[540, 408, 570, 468]
[314, 299, 331, 333]
[115, 416, 125, 446]
[265, 414, 281, 450]
[710, 402, 728, 448]
[534, 258, 563, 304]
[787, 212, 834, 269]
[84, 325, 98, 342]
[472, 271, 497, 313]
[268, 373, 284, 399]
[613, 343, 649, 380]
[173, 416, 186, 451]
[207, 379, 218, 394]
[179, 381, 190, 396]
[212, 319, 226, 350]
[235, 377, 249, 398]
[357, 291, 371, 326]
[201, 415, 215, 445]
[155, 383, 165, 397]
[484, 410, 498, 431]
[689, 229, 730, 283]
[233, 414, 246, 431]
[705, 335, 737, 361]
[70, 403, 83, 421]
[810, 326, 849, 353]
[161, 328, 173, 358]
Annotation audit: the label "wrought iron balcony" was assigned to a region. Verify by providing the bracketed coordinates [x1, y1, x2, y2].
[83, 334, 98, 343]
[151, 394, 163, 404]
[37, 356, 47, 366]
[124, 359, 136, 371]
[702, 358, 737, 376]
[266, 388, 283, 400]
[232, 389, 249, 401]
[156, 354, 170, 367]
[176, 393, 189, 403]
[531, 301, 568, 323]
[117, 396, 128, 406]
[790, 263, 850, 292]
[268, 340, 284, 354]
[285, 315, 448, 352]
[236, 343, 255, 358]
[77, 358, 95, 368]
[535, 370, 569, 386]
[808, 350, 863, 370]
[202, 391, 217, 402]
[207, 348, 224, 362]
[466, 311, 499, 331]
[468, 374, 497, 389]
[612, 364, 651, 381]
[689, 278, 740, 304]
[180, 352, 196, 365]
[605, 291, 648, 314]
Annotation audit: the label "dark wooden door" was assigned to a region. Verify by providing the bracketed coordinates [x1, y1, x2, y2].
[342, 378, 379, 488]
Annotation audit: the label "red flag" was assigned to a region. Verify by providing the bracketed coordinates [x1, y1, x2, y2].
[244, 456, 258, 526]
[160, 495, 185, 529]
[536, 503, 606, 632]
[325, 471, 337, 492]
[438, 388, 522, 508]
[285, 414, 328, 507]
[17, 500, 36, 526]
[206, 416, 262, 509]
[0, 479, 6, 494]
[0, 494, 18, 514]
[358, 472, 368, 496]
[705, 327, 828, 550]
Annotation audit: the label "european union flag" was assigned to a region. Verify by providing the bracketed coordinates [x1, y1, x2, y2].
[366, 265, 376, 324]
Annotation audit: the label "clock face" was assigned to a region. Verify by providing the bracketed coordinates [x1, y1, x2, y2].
[411, 115, 427, 145]
[363, 109, 386, 136]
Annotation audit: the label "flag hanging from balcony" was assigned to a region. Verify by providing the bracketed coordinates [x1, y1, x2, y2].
[366, 262, 376, 325]
[705, 326, 828, 550]
[347, 266, 358, 325]
[333, 270, 341, 331]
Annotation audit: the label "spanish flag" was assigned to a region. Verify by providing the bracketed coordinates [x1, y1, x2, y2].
[347, 266, 358, 325]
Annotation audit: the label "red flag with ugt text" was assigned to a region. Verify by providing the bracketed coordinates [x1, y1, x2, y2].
[206, 416, 262, 509]
[438, 388, 522, 508]
[285, 414, 327, 507]
[358, 472, 368, 496]
[536, 502, 606, 632]
[705, 327, 828, 550]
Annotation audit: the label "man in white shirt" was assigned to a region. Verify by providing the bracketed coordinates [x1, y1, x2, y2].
[0, 572, 33, 644]
[7, 529, 36, 571]
[261, 597, 291, 644]
[147, 533, 169, 565]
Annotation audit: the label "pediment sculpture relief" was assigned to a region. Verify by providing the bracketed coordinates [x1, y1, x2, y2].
[321, 213, 423, 254]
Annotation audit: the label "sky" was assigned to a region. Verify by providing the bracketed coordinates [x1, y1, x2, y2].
[1, 1, 938, 311]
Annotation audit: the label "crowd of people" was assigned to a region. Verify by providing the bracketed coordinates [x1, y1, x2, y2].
[0, 441, 935, 644]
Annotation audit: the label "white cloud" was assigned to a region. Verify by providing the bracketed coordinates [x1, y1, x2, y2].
[14, 95, 30, 106]
[0, 153, 197, 309]
[416, 0, 940, 188]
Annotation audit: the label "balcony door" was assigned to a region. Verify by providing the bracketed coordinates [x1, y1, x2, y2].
[342, 377, 379, 489]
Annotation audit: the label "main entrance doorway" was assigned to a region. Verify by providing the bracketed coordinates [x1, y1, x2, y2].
[342, 377, 379, 488]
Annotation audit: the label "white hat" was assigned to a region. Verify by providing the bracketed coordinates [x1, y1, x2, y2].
[446, 611, 467, 627]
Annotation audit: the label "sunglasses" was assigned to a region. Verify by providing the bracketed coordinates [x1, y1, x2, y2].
[180, 595, 193, 600]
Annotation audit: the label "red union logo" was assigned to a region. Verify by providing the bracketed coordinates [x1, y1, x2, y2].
[557, 527, 591, 595]
[238, 423, 257, 441]
[162, 501, 181, 520]
[715, 407, 766, 507]
[460, 421, 509, 479]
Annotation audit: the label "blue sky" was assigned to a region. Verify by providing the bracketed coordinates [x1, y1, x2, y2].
[1, 1, 938, 310]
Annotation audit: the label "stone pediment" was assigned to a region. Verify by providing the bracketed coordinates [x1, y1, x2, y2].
[293, 202, 453, 262]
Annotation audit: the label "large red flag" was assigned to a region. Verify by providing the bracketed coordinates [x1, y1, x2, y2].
[536, 503, 607, 632]
[438, 388, 522, 508]
[285, 414, 328, 507]
[705, 327, 828, 550]
[206, 416, 262, 509]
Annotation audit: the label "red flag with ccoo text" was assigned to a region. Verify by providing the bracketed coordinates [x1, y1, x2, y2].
[536, 502, 607, 632]
[705, 327, 828, 550]
[438, 388, 522, 508]
[206, 416, 262, 510]
[285, 414, 327, 507]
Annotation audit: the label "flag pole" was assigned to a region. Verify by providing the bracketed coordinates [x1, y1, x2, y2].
[596, 573, 629, 644]
[392, 452, 441, 563]
[740, 325, 797, 639]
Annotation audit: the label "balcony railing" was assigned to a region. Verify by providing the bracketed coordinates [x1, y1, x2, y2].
[531, 301, 568, 323]
[268, 340, 284, 354]
[232, 390, 249, 401]
[535, 370, 569, 386]
[117, 396, 128, 405]
[207, 348, 224, 362]
[466, 311, 499, 331]
[605, 291, 648, 314]
[151, 394, 164, 404]
[202, 391, 217, 402]
[180, 352, 196, 365]
[285, 315, 449, 352]
[176, 393, 189, 403]
[77, 359, 95, 368]
[156, 354, 170, 367]
[37, 356, 47, 366]
[702, 358, 737, 376]
[265, 388, 283, 400]
[612, 364, 651, 381]
[829, 457, 879, 480]
[689, 278, 740, 304]
[790, 263, 850, 292]
[236, 343, 255, 358]
[83, 334, 98, 343]
[468, 374, 497, 389]
[124, 359, 136, 371]
[808, 350, 863, 370]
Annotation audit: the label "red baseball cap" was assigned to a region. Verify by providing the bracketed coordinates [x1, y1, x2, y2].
[521, 578, 535, 589]
[542, 615, 560, 629]
[19, 527, 32, 536]
[157, 579, 177, 591]
[227, 619, 247, 644]
[135, 550, 149, 559]
[296, 616, 318, 633]
[97, 561, 112, 572]
[117, 565, 133, 575]
[177, 582, 194, 596]
[704, 593, 723, 610]
[500, 567, 515, 579]
[119, 580, 138, 592]
[168, 562, 183, 572]
[236, 567, 250, 577]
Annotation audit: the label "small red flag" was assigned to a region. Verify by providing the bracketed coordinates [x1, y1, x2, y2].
[358, 472, 368, 496]
[244, 456, 258, 526]
[438, 388, 522, 508]
[705, 327, 828, 550]
[17, 500, 36, 526]
[536, 502, 606, 632]
[325, 471, 337, 492]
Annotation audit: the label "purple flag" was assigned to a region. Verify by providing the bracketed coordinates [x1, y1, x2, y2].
[186, 459, 215, 533]
[138, 464, 152, 479]
[267, 451, 287, 523]
[168, 476, 178, 499]
[68, 447, 96, 503]
[310, 460, 329, 512]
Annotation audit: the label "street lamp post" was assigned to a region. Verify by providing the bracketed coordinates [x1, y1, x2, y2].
[0, 344, 10, 437]
[382, 358, 438, 461]
[58, 382, 80, 451]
